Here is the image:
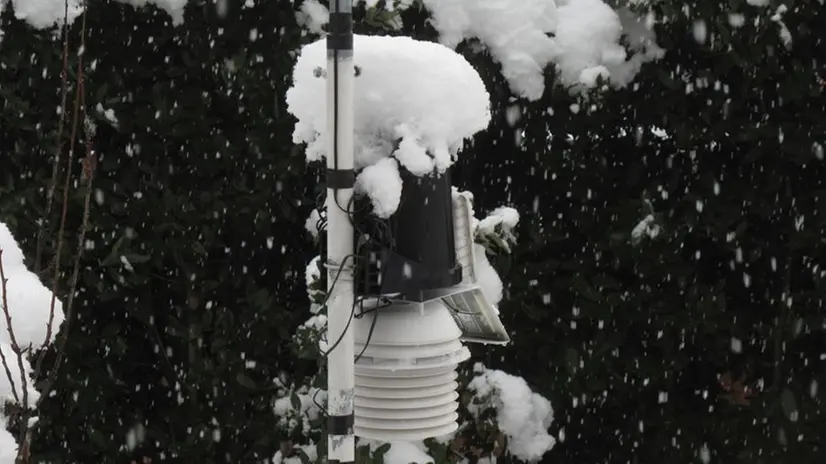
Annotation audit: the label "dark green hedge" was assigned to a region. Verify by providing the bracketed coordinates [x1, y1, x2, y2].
[2, 1, 315, 462]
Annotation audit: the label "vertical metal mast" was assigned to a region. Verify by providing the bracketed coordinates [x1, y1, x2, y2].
[325, 1, 355, 464]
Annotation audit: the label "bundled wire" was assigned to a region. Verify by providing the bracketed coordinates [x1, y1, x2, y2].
[309, 183, 396, 415]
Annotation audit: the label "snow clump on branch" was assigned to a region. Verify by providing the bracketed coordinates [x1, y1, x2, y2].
[2, 0, 186, 31]
[299, 0, 664, 100]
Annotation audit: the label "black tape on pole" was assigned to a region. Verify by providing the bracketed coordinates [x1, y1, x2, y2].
[328, 12, 353, 51]
[326, 169, 355, 189]
[328, 413, 355, 435]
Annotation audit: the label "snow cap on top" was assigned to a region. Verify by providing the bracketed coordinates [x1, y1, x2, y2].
[287, 34, 490, 171]
[287, 34, 490, 217]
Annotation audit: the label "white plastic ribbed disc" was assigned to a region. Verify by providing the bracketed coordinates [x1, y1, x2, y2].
[354, 363, 461, 378]
[355, 402, 457, 420]
[355, 391, 458, 410]
[355, 412, 459, 431]
[354, 346, 469, 372]
[354, 339, 464, 360]
[353, 300, 463, 346]
[354, 422, 458, 442]
[354, 371, 457, 389]
[355, 380, 458, 399]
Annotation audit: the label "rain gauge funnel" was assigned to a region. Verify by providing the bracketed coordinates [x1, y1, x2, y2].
[352, 167, 510, 441]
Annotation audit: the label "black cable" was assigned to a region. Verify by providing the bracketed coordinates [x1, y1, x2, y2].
[311, 384, 327, 416]
[330, 43, 351, 217]
[309, 253, 358, 418]
[318, 254, 358, 358]
[312, 188, 399, 367]
[354, 311, 377, 363]
[443, 297, 480, 316]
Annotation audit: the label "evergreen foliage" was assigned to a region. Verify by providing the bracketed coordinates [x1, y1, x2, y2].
[2, 1, 314, 461]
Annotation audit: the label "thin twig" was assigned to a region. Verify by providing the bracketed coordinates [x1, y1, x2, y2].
[0, 251, 29, 423]
[0, 345, 19, 404]
[34, 0, 72, 276]
[32, 1, 88, 384]
[40, 102, 96, 398]
[38, 171, 93, 404]
[18, 2, 92, 461]
[0, 251, 21, 404]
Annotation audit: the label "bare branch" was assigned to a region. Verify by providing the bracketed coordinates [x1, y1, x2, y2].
[34, 0, 73, 276]
[32, 0, 88, 384]
[39, 110, 95, 403]
[17, 2, 92, 461]
[0, 250, 29, 413]
[0, 251, 21, 405]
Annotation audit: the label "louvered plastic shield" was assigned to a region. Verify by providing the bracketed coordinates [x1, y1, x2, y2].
[353, 299, 470, 441]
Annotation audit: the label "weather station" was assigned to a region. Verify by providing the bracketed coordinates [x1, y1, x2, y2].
[289, 2, 508, 461]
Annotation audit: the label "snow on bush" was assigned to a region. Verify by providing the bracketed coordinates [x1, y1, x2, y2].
[304, 256, 324, 310]
[468, 363, 556, 462]
[287, 34, 491, 217]
[631, 213, 661, 245]
[297, 0, 663, 100]
[473, 206, 520, 309]
[424, 0, 558, 100]
[380, 441, 433, 464]
[2, 0, 186, 30]
[449, 189, 519, 309]
[273, 441, 320, 464]
[428, 0, 663, 96]
[117, 0, 188, 24]
[0, 343, 39, 406]
[296, 0, 330, 35]
[356, 440, 435, 464]
[0, 416, 17, 464]
[477, 206, 519, 254]
[0, 224, 64, 350]
[0, 222, 64, 464]
[3, 0, 83, 29]
[273, 385, 325, 436]
[474, 243, 504, 308]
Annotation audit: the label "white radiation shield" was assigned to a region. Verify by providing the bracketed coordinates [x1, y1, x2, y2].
[352, 299, 470, 441]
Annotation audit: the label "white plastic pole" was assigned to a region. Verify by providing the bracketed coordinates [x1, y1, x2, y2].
[326, 1, 355, 464]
